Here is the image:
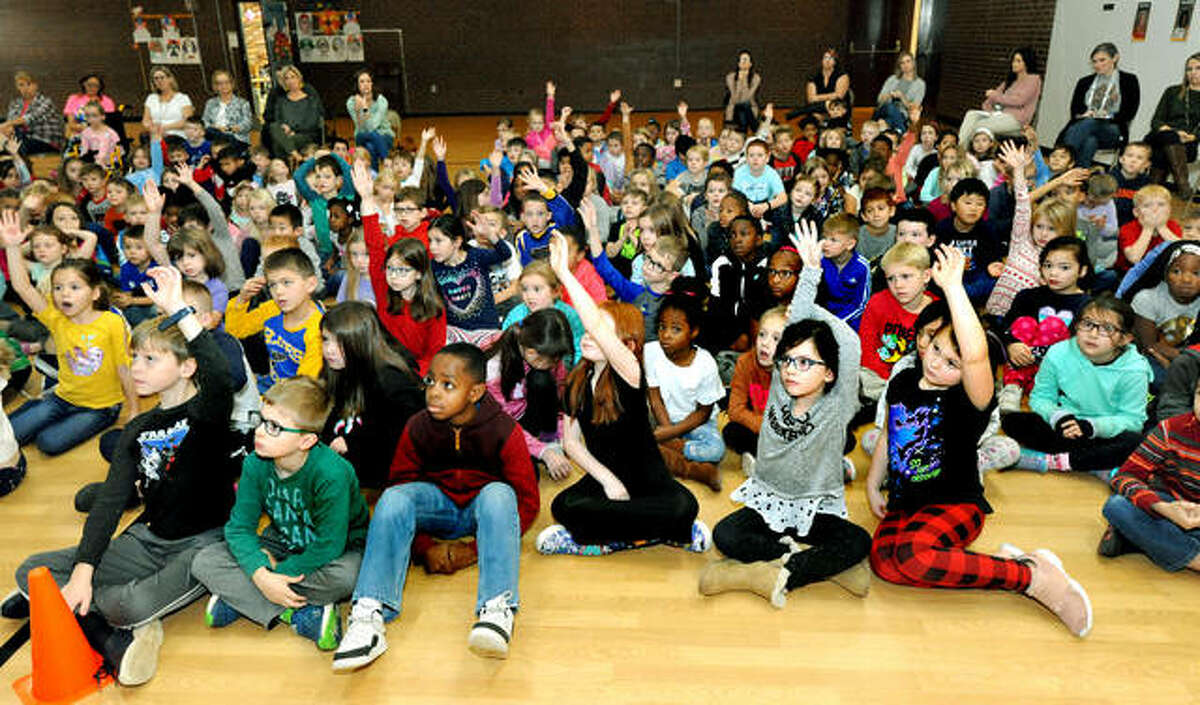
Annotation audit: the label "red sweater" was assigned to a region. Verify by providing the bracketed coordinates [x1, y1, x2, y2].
[1113, 411, 1200, 512]
[364, 213, 446, 374]
[389, 393, 539, 557]
[390, 219, 431, 250]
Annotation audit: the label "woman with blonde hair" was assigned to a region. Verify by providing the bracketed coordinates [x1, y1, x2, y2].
[141, 66, 193, 138]
[264, 65, 324, 160]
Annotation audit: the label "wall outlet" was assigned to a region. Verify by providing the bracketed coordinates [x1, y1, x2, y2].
[430, 83, 438, 94]
[673, 78, 683, 88]
[227, 31, 239, 50]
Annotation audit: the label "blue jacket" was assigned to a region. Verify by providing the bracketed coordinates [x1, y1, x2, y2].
[818, 253, 871, 330]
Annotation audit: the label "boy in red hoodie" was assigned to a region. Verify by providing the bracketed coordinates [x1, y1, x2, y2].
[332, 343, 538, 671]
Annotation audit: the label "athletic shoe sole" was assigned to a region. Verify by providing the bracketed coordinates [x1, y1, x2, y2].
[118, 620, 163, 686]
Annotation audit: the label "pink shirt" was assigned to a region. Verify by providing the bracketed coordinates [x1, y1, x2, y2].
[525, 94, 556, 162]
[982, 74, 1042, 127]
[63, 94, 116, 121]
[79, 125, 121, 165]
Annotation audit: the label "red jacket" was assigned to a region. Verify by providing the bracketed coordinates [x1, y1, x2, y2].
[364, 213, 446, 374]
[390, 393, 539, 557]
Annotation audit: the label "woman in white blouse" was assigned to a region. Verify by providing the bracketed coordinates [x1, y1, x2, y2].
[141, 66, 193, 138]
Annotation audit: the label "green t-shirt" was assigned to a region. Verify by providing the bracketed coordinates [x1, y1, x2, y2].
[224, 443, 370, 577]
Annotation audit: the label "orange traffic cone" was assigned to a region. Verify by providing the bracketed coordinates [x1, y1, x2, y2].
[11, 566, 113, 705]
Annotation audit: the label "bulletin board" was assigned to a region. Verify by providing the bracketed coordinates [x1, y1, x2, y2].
[294, 9, 363, 63]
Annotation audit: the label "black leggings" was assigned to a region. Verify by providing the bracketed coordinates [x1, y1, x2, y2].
[721, 421, 759, 456]
[551, 474, 698, 545]
[1001, 411, 1143, 471]
[713, 507, 871, 591]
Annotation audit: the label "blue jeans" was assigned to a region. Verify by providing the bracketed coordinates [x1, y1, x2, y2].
[355, 131, 393, 168]
[1062, 119, 1122, 168]
[683, 418, 726, 463]
[874, 101, 908, 133]
[352, 482, 520, 619]
[1103, 492, 1200, 572]
[10, 393, 121, 456]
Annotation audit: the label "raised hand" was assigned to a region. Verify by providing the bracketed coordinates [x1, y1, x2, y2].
[578, 198, 598, 233]
[998, 140, 1029, 171]
[619, 101, 633, 119]
[431, 136, 447, 162]
[677, 100, 688, 117]
[518, 168, 547, 195]
[175, 163, 196, 188]
[350, 160, 374, 198]
[546, 80, 556, 96]
[142, 180, 164, 212]
[548, 232, 571, 276]
[0, 210, 23, 248]
[609, 89, 621, 104]
[141, 265, 185, 312]
[930, 245, 966, 290]
[761, 102, 774, 124]
[488, 148, 504, 171]
[420, 126, 436, 143]
[790, 219, 821, 269]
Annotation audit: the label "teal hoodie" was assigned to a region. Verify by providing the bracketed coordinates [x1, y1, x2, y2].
[1029, 338, 1151, 438]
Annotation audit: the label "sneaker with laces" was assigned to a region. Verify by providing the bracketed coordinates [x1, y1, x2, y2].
[332, 601, 387, 672]
[289, 603, 342, 651]
[204, 595, 240, 628]
[1, 590, 28, 619]
[468, 591, 514, 659]
[977, 435, 1021, 474]
[685, 519, 712, 553]
[536, 524, 615, 556]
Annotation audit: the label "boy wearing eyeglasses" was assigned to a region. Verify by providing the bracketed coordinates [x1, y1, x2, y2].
[857, 242, 935, 403]
[333, 343, 538, 670]
[191, 375, 369, 652]
[5, 266, 240, 686]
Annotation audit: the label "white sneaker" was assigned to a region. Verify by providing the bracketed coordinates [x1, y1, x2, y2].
[332, 601, 387, 672]
[997, 384, 1022, 413]
[117, 619, 163, 686]
[842, 456, 856, 483]
[861, 428, 880, 457]
[468, 591, 514, 659]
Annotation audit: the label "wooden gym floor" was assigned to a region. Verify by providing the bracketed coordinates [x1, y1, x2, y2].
[2, 113, 1199, 703]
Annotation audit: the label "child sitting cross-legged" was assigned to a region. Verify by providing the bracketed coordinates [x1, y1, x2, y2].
[1129, 242, 1200, 388]
[647, 281, 727, 493]
[1000, 295, 1151, 477]
[3, 266, 240, 686]
[1099, 376, 1200, 569]
[701, 222, 872, 607]
[332, 343, 539, 670]
[857, 242, 935, 405]
[816, 213, 870, 330]
[866, 245, 1093, 637]
[191, 376, 370, 652]
[710, 215, 768, 350]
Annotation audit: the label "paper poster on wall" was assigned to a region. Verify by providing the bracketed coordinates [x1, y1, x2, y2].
[181, 37, 201, 65]
[262, 1, 293, 65]
[1132, 2, 1151, 41]
[296, 9, 361, 63]
[148, 38, 166, 63]
[161, 15, 180, 40]
[132, 17, 151, 43]
[1173, 1, 1195, 41]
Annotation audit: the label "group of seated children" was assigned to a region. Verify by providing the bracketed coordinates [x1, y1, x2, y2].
[2, 78, 1200, 686]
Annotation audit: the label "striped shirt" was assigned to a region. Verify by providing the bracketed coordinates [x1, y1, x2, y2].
[1112, 412, 1200, 512]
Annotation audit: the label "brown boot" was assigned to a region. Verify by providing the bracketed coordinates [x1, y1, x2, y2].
[828, 559, 871, 597]
[698, 558, 789, 608]
[659, 443, 722, 492]
[1165, 143, 1195, 200]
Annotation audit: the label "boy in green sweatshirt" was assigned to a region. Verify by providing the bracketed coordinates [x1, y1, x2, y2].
[190, 376, 370, 650]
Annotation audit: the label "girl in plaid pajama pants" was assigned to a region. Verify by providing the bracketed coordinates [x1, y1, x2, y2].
[865, 245, 1093, 637]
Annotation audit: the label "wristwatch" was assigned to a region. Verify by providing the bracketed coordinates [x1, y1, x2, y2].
[158, 305, 197, 331]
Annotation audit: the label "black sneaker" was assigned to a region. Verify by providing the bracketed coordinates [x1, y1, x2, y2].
[1097, 524, 1136, 558]
[1, 590, 28, 619]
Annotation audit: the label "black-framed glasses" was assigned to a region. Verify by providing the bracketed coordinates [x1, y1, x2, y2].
[250, 411, 310, 437]
[1077, 318, 1121, 337]
[643, 256, 672, 274]
[767, 268, 798, 279]
[776, 355, 826, 372]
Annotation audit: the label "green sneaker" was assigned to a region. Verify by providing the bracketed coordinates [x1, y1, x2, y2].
[289, 603, 342, 651]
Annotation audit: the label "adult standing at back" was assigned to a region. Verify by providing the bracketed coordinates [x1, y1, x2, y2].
[957, 48, 1042, 145]
[201, 70, 253, 144]
[724, 50, 762, 134]
[874, 51, 926, 133]
[1057, 43, 1141, 168]
[1144, 52, 1200, 201]
[347, 68, 393, 168]
[0, 72, 62, 155]
[141, 66, 193, 139]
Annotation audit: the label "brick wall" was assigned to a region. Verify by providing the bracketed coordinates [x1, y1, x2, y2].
[0, 1, 850, 119]
[934, 0, 1057, 125]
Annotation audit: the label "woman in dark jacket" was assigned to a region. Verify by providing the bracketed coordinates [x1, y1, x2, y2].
[1057, 42, 1141, 168]
[1144, 52, 1200, 200]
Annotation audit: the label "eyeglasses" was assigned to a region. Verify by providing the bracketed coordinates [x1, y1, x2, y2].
[643, 256, 673, 274]
[396, 206, 421, 213]
[767, 269, 798, 279]
[386, 265, 416, 276]
[250, 411, 310, 437]
[1077, 318, 1122, 336]
[776, 355, 826, 372]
